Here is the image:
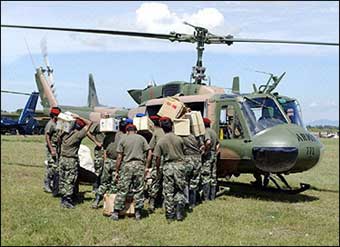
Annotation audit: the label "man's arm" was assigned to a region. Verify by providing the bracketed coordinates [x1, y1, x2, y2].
[45, 133, 56, 156]
[71, 113, 92, 132]
[155, 156, 161, 176]
[87, 132, 102, 148]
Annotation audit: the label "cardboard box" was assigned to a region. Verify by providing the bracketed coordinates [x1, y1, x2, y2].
[100, 118, 120, 132]
[173, 118, 190, 136]
[157, 97, 187, 120]
[133, 116, 154, 132]
[56, 112, 75, 133]
[103, 193, 135, 217]
[184, 111, 205, 136]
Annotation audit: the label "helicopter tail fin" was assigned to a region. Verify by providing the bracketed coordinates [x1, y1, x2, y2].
[35, 67, 58, 109]
[88, 73, 101, 107]
[232, 76, 240, 94]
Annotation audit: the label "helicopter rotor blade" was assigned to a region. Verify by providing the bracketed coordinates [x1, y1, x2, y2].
[209, 36, 339, 46]
[3, 24, 338, 47]
[1, 24, 185, 42]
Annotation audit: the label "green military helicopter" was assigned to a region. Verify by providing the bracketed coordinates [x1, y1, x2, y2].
[2, 23, 338, 194]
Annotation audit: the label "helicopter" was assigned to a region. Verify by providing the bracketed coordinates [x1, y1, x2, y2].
[1, 22, 338, 194]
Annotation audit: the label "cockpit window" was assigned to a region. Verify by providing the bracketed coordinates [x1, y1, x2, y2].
[277, 98, 305, 128]
[241, 97, 287, 135]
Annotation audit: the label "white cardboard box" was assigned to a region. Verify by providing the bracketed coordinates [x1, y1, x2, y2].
[173, 118, 190, 136]
[100, 118, 120, 132]
[133, 116, 154, 132]
[184, 111, 205, 136]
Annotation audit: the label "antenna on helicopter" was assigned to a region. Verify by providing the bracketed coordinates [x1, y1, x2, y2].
[24, 37, 36, 70]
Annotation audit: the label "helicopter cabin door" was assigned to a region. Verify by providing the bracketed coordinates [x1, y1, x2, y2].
[217, 103, 248, 177]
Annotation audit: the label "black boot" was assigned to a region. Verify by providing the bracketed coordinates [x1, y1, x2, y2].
[210, 185, 217, 200]
[176, 204, 185, 221]
[91, 194, 103, 209]
[135, 208, 142, 221]
[111, 210, 120, 221]
[43, 179, 52, 193]
[51, 172, 60, 197]
[165, 212, 175, 223]
[202, 183, 211, 201]
[61, 196, 75, 209]
[148, 198, 155, 213]
[189, 189, 197, 210]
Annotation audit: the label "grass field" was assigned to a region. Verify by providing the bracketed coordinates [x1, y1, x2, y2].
[1, 135, 339, 246]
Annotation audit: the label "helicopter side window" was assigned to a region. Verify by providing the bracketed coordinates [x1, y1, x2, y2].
[219, 105, 243, 140]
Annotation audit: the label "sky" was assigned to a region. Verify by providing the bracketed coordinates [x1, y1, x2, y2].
[1, 1, 339, 124]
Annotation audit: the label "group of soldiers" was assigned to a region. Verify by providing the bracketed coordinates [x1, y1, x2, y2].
[43, 106, 220, 222]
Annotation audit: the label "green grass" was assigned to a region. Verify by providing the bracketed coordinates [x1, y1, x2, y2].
[1, 136, 339, 246]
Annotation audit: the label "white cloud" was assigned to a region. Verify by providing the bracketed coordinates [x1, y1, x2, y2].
[135, 3, 224, 33]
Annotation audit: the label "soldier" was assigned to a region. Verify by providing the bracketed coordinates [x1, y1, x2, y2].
[91, 119, 126, 209]
[111, 124, 152, 221]
[182, 133, 205, 210]
[59, 114, 92, 208]
[201, 117, 220, 201]
[146, 115, 165, 213]
[87, 115, 106, 192]
[153, 117, 187, 222]
[43, 106, 61, 193]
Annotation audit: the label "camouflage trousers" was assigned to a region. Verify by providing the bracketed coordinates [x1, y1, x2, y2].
[201, 151, 217, 187]
[59, 156, 79, 197]
[148, 157, 163, 200]
[44, 145, 58, 184]
[114, 160, 145, 211]
[163, 160, 187, 217]
[94, 147, 104, 176]
[184, 154, 202, 190]
[97, 158, 117, 196]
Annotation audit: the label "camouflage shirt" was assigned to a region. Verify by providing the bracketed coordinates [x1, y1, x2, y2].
[60, 127, 88, 158]
[116, 133, 150, 163]
[45, 119, 59, 145]
[149, 127, 165, 149]
[153, 132, 185, 162]
[89, 122, 105, 144]
[182, 134, 203, 156]
[204, 127, 219, 151]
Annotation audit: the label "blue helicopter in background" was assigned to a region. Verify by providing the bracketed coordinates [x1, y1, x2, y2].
[1, 91, 41, 135]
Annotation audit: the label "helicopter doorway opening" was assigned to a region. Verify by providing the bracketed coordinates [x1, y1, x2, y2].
[146, 101, 206, 117]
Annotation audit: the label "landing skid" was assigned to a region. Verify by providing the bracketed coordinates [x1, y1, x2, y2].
[261, 174, 310, 194]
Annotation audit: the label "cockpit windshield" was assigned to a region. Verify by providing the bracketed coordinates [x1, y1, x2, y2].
[277, 98, 305, 128]
[240, 97, 287, 135]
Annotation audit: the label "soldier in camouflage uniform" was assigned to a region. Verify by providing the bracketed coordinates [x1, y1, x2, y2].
[87, 119, 105, 192]
[43, 107, 61, 193]
[182, 133, 205, 210]
[153, 117, 187, 222]
[111, 124, 152, 221]
[146, 115, 165, 213]
[201, 118, 220, 201]
[59, 114, 92, 208]
[92, 126, 126, 209]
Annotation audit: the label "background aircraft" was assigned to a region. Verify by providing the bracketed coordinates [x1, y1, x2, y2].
[1, 91, 41, 135]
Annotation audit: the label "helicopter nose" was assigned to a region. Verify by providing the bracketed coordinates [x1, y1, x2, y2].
[252, 125, 300, 173]
[252, 146, 298, 173]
